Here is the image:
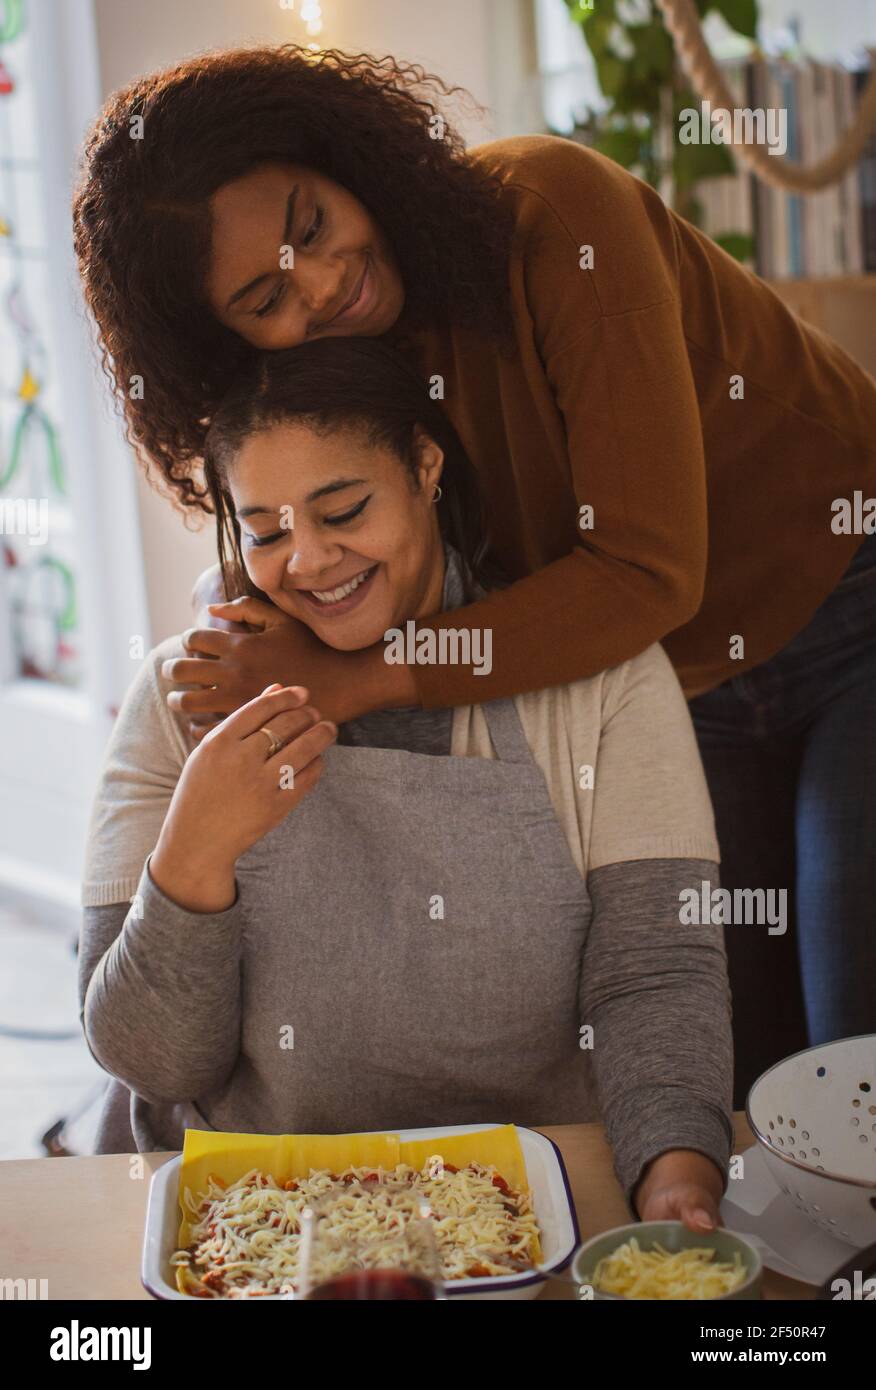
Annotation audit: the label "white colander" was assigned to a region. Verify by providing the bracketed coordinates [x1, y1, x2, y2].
[747, 1035, 876, 1249]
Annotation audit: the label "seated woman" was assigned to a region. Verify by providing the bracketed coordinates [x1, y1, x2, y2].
[79, 337, 733, 1230]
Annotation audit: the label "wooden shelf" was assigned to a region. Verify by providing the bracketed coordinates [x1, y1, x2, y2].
[765, 274, 876, 377]
[766, 274, 876, 289]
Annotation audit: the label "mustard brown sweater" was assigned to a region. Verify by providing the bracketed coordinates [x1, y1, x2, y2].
[391, 135, 876, 707]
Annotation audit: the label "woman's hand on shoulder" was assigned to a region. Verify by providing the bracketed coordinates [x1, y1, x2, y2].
[163, 594, 380, 738]
[150, 684, 336, 912]
[632, 1149, 725, 1232]
[172, 589, 298, 742]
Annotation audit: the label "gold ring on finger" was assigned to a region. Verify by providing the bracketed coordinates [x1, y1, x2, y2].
[258, 725, 284, 757]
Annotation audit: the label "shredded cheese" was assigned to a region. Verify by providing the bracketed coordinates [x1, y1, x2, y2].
[591, 1238, 747, 1300]
[170, 1160, 540, 1298]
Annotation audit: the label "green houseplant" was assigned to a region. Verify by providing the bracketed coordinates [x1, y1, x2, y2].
[562, 0, 759, 262]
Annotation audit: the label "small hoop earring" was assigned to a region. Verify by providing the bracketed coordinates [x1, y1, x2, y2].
[432, 484, 443, 503]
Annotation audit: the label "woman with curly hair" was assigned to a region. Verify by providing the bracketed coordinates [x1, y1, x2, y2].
[73, 44, 876, 1103]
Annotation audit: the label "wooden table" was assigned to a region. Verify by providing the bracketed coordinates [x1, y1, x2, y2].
[0, 1114, 811, 1300]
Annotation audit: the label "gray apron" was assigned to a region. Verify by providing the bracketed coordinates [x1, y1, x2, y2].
[126, 696, 596, 1150]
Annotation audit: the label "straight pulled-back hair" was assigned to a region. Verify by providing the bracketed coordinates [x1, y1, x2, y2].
[204, 336, 506, 604]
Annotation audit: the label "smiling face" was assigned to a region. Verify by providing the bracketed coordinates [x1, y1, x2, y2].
[227, 421, 446, 650]
[206, 163, 406, 349]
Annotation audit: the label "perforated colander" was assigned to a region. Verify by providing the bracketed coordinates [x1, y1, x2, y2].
[747, 1035, 876, 1249]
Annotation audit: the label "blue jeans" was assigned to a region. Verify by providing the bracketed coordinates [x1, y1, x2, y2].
[688, 532, 876, 1108]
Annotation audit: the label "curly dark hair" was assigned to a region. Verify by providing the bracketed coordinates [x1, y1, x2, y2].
[72, 43, 517, 513]
[204, 336, 509, 605]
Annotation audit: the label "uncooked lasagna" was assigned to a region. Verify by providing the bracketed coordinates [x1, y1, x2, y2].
[171, 1158, 540, 1298]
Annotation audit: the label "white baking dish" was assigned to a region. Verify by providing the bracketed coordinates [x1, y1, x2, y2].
[142, 1122, 579, 1301]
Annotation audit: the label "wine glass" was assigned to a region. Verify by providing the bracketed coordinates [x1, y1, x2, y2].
[296, 1178, 445, 1300]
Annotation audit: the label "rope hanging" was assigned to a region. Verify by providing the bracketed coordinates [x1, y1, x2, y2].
[654, 0, 876, 191]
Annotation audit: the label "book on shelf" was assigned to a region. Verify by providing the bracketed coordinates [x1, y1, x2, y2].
[692, 53, 875, 279]
[855, 66, 876, 274]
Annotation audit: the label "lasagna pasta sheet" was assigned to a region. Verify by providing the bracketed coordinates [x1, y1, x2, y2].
[177, 1125, 535, 1255]
[398, 1128, 529, 1190]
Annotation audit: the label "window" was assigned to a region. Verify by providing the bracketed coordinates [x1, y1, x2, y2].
[0, 0, 82, 686]
[0, 0, 148, 908]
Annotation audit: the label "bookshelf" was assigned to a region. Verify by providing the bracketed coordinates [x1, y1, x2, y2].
[765, 273, 876, 378]
[695, 57, 876, 293]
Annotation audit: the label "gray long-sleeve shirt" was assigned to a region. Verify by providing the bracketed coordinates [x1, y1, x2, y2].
[81, 852, 731, 1204]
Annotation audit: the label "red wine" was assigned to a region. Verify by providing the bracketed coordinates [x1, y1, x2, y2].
[306, 1270, 438, 1301]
